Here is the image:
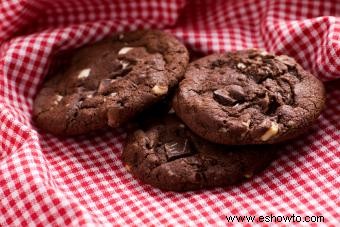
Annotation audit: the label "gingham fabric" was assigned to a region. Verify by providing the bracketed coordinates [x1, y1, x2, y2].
[0, 0, 339, 226]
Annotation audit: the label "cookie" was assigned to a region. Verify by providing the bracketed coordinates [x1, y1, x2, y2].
[33, 30, 189, 135]
[173, 49, 325, 145]
[122, 114, 277, 191]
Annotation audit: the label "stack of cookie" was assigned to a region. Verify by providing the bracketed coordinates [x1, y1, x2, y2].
[33, 30, 326, 191]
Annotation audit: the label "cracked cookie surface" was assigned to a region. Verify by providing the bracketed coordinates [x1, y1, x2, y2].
[173, 49, 325, 144]
[33, 30, 189, 135]
[122, 114, 277, 191]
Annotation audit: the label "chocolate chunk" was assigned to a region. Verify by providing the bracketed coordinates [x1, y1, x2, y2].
[109, 60, 133, 78]
[97, 79, 113, 95]
[213, 89, 236, 106]
[164, 139, 193, 161]
[227, 85, 245, 101]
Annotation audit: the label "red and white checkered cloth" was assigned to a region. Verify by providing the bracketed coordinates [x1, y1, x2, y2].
[0, 0, 339, 226]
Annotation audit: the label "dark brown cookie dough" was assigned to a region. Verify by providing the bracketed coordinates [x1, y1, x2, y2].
[122, 114, 277, 191]
[173, 49, 325, 145]
[33, 30, 189, 135]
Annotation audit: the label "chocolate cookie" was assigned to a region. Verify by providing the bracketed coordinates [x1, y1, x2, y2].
[33, 30, 189, 135]
[173, 49, 325, 144]
[122, 114, 277, 191]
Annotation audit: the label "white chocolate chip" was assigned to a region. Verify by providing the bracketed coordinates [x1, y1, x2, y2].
[242, 120, 251, 128]
[119, 60, 129, 69]
[261, 122, 279, 141]
[165, 142, 178, 151]
[260, 50, 269, 56]
[219, 127, 228, 133]
[179, 124, 185, 128]
[86, 94, 93, 98]
[167, 170, 175, 176]
[54, 95, 63, 105]
[118, 34, 124, 40]
[118, 47, 133, 55]
[56, 95, 63, 102]
[77, 68, 91, 79]
[151, 85, 168, 95]
[109, 92, 117, 97]
[244, 173, 253, 178]
[237, 63, 246, 69]
[168, 108, 175, 114]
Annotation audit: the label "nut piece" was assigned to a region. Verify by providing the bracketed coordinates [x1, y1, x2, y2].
[118, 47, 133, 55]
[77, 68, 91, 79]
[151, 85, 168, 96]
[261, 121, 279, 141]
[237, 62, 246, 69]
